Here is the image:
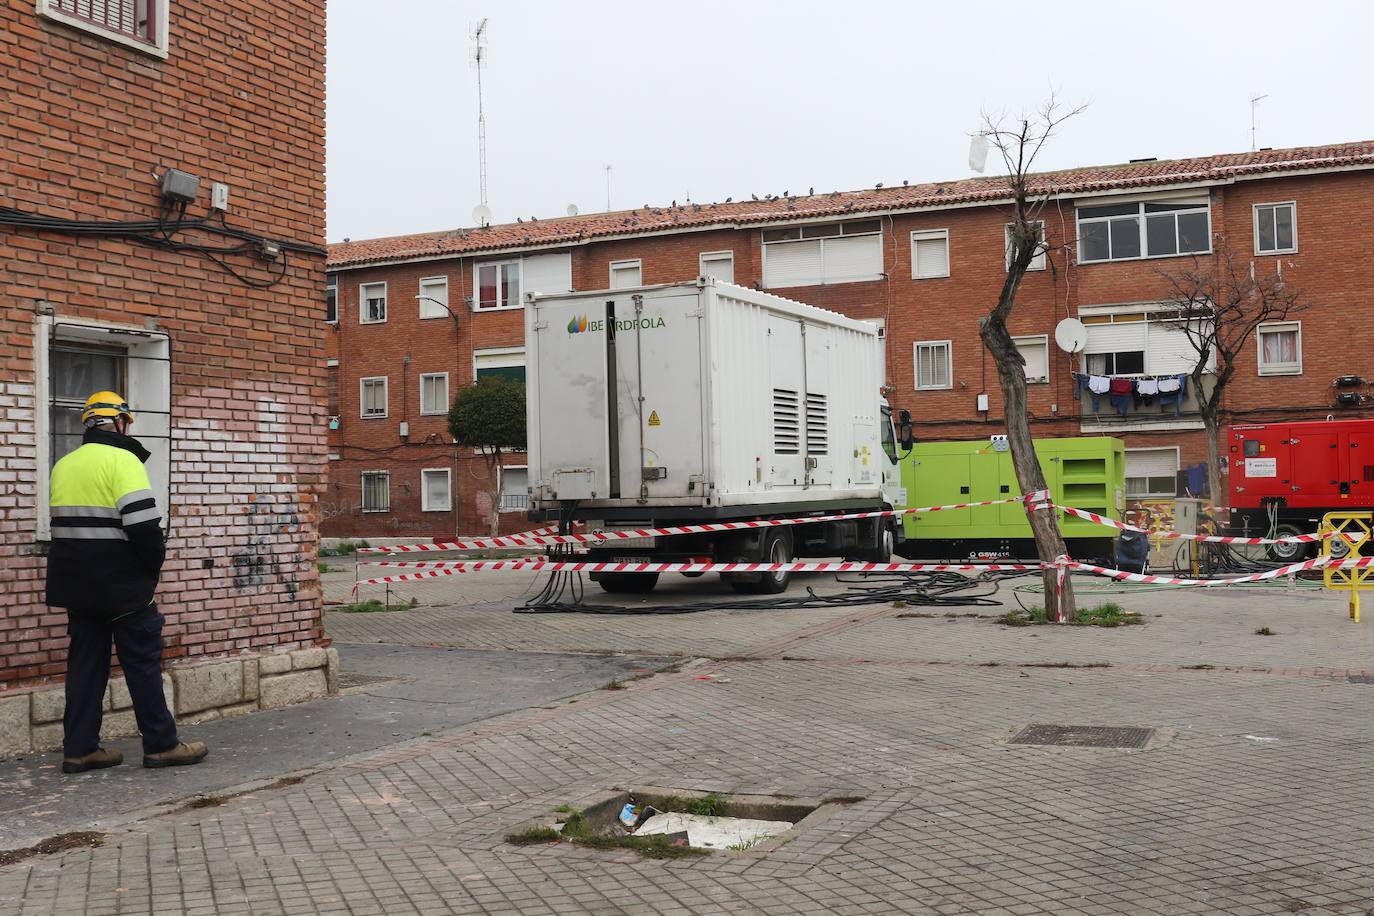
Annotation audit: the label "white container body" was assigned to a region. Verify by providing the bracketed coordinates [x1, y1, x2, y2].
[526, 279, 885, 515]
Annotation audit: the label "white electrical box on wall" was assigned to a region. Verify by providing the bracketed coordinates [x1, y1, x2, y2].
[976, 393, 990, 412]
[210, 182, 230, 210]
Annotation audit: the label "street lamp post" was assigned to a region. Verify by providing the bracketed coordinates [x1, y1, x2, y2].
[415, 294, 462, 538]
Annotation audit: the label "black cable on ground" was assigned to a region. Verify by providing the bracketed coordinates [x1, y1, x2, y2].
[514, 569, 1023, 615]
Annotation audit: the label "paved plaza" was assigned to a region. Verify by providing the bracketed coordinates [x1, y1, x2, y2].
[2, 565, 1373, 914]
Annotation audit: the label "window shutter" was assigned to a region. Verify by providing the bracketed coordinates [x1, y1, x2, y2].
[701, 254, 734, 283]
[1126, 449, 1178, 479]
[1083, 322, 1147, 355]
[913, 235, 948, 278]
[822, 235, 882, 282]
[763, 240, 823, 288]
[1015, 338, 1048, 381]
[1148, 322, 1209, 374]
[522, 253, 573, 295]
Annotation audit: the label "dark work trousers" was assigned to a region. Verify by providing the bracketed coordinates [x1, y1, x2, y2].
[64, 604, 178, 757]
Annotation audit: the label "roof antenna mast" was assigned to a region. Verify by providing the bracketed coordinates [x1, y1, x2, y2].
[471, 18, 490, 222]
[1249, 93, 1268, 152]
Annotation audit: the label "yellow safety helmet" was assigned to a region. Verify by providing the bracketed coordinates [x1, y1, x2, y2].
[81, 391, 134, 427]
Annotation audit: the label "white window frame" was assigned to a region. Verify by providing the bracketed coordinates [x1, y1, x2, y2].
[473, 346, 526, 382]
[609, 258, 643, 289]
[1075, 198, 1212, 264]
[419, 372, 449, 416]
[699, 250, 735, 283]
[1257, 320, 1302, 376]
[420, 468, 452, 512]
[1124, 447, 1180, 498]
[34, 315, 172, 541]
[499, 465, 529, 513]
[914, 340, 953, 391]
[761, 220, 884, 288]
[360, 471, 391, 513]
[38, 0, 170, 59]
[359, 376, 388, 418]
[359, 281, 387, 324]
[1004, 221, 1047, 271]
[1013, 334, 1050, 384]
[473, 259, 523, 311]
[1253, 201, 1298, 256]
[910, 229, 950, 279]
[324, 275, 337, 324]
[418, 275, 450, 320]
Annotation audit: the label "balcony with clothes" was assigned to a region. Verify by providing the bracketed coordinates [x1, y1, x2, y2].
[1072, 306, 1214, 432]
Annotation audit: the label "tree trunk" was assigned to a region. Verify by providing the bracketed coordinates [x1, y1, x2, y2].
[980, 323, 1078, 623]
[1201, 409, 1224, 511]
[485, 450, 502, 539]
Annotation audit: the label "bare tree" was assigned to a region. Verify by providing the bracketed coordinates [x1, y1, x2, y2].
[979, 99, 1085, 622]
[1157, 246, 1304, 503]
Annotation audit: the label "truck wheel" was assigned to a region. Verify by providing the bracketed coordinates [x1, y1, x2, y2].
[1267, 525, 1309, 563]
[680, 571, 706, 578]
[597, 572, 660, 594]
[734, 530, 793, 594]
[864, 524, 895, 564]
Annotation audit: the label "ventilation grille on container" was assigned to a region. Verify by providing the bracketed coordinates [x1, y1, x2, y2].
[1365, 465, 1374, 483]
[773, 389, 800, 455]
[806, 393, 828, 455]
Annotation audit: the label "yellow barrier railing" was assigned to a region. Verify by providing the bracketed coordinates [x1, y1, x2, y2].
[1321, 512, 1373, 623]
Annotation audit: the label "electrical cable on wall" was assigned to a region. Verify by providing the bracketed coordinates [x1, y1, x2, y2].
[0, 203, 325, 289]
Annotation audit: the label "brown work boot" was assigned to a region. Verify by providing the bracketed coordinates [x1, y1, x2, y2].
[143, 740, 208, 769]
[62, 747, 124, 774]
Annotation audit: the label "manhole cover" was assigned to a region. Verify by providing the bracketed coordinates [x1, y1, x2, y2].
[1010, 724, 1153, 749]
[1348, 675, 1374, 685]
[337, 672, 402, 690]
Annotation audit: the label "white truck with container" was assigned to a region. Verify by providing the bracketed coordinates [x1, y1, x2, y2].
[524, 278, 909, 594]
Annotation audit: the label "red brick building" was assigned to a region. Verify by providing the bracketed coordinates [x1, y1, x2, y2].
[325, 141, 1374, 539]
[0, 0, 329, 751]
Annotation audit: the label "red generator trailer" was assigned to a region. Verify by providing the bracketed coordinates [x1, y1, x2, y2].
[1228, 417, 1374, 560]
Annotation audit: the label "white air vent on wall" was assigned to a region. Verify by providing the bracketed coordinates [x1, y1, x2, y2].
[773, 388, 800, 454]
[805, 393, 828, 455]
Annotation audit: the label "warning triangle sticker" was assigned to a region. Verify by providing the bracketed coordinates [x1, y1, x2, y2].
[648, 410, 661, 426]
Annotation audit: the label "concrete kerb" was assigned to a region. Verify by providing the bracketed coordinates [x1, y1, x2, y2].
[0, 645, 339, 760]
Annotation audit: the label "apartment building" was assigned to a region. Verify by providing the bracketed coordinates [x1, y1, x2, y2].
[325, 141, 1374, 538]
[1, 0, 329, 750]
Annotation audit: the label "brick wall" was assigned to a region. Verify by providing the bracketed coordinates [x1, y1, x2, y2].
[0, 0, 326, 687]
[327, 169, 1374, 536]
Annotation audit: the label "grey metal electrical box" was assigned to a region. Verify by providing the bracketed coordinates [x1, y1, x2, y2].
[159, 169, 200, 203]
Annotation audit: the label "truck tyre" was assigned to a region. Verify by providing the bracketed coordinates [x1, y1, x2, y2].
[730, 529, 793, 594]
[597, 572, 660, 594]
[863, 523, 895, 564]
[1267, 524, 1309, 563]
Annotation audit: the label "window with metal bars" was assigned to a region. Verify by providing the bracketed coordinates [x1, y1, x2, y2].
[772, 388, 800, 455]
[361, 472, 390, 513]
[46, 0, 159, 48]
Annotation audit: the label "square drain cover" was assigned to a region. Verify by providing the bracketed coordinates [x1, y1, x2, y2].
[1011, 724, 1153, 749]
[338, 672, 401, 689]
[1349, 675, 1374, 685]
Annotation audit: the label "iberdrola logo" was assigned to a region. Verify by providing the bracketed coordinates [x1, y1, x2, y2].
[566, 314, 590, 334]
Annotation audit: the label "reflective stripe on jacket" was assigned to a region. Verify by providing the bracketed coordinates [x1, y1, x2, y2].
[47, 427, 165, 619]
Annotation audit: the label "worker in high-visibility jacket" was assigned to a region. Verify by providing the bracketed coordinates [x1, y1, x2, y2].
[47, 391, 207, 774]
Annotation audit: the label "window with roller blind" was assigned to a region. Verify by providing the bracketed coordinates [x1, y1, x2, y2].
[1125, 448, 1179, 497]
[418, 276, 449, 319]
[420, 468, 451, 512]
[699, 251, 735, 283]
[1081, 309, 1213, 376]
[1013, 335, 1049, 384]
[911, 230, 949, 279]
[914, 341, 952, 390]
[1257, 321, 1302, 376]
[609, 259, 642, 289]
[762, 220, 883, 288]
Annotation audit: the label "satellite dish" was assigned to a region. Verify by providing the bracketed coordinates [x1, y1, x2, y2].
[471, 204, 492, 227]
[566, 204, 579, 217]
[968, 133, 989, 173]
[1054, 317, 1089, 354]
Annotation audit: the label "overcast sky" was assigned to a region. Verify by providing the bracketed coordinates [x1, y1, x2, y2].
[326, 0, 1372, 243]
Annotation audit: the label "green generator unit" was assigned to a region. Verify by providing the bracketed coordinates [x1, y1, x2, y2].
[896, 436, 1125, 561]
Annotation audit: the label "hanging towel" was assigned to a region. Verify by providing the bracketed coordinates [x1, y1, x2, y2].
[1088, 375, 1111, 394]
[1109, 378, 1134, 395]
[1135, 378, 1159, 396]
[1156, 376, 1180, 393]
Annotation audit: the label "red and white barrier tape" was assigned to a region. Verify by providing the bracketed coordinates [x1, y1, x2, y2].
[1054, 504, 1335, 545]
[357, 493, 1046, 554]
[352, 555, 1374, 591]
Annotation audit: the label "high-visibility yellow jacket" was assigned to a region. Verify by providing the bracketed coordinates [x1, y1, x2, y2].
[46, 427, 165, 619]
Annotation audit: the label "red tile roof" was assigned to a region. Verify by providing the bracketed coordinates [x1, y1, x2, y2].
[328, 140, 1374, 269]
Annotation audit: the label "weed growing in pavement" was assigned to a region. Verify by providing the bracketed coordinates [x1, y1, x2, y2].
[317, 562, 338, 574]
[653, 793, 725, 817]
[601, 679, 627, 690]
[512, 809, 708, 859]
[1256, 626, 1276, 636]
[727, 837, 766, 851]
[330, 597, 418, 614]
[505, 827, 560, 845]
[997, 602, 1142, 628]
